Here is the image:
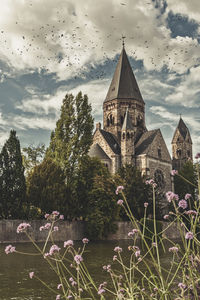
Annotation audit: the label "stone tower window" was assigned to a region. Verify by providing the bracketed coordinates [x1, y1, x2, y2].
[158, 148, 161, 159]
[127, 132, 130, 139]
[177, 149, 182, 158]
[122, 133, 125, 139]
[121, 115, 124, 125]
[107, 118, 110, 127]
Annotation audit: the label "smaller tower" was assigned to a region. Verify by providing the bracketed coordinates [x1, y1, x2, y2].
[172, 117, 193, 170]
[121, 108, 135, 166]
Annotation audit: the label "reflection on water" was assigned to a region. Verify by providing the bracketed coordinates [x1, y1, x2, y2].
[0, 240, 173, 299]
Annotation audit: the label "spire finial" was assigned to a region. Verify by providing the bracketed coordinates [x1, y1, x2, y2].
[180, 113, 182, 119]
[122, 35, 126, 48]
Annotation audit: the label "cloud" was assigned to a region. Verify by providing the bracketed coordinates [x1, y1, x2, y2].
[1, 0, 199, 81]
[165, 65, 200, 107]
[166, 0, 200, 23]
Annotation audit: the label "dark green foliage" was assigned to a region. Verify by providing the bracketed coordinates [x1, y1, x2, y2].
[46, 92, 94, 181]
[22, 143, 46, 173]
[75, 156, 119, 239]
[27, 158, 67, 215]
[0, 130, 26, 219]
[174, 161, 197, 201]
[117, 165, 151, 220]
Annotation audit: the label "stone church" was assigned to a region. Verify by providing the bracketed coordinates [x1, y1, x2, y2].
[89, 44, 193, 194]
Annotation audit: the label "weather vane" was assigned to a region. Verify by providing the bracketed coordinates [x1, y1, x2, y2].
[122, 35, 126, 47]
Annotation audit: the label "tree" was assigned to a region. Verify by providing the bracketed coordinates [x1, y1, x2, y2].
[46, 92, 94, 182]
[22, 143, 46, 173]
[0, 130, 26, 219]
[174, 160, 197, 203]
[116, 165, 153, 220]
[27, 158, 67, 215]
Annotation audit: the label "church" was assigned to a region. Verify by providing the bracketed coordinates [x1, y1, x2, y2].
[89, 44, 193, 195]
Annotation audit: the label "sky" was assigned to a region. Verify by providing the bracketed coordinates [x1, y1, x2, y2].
[0, 0, 200, 157]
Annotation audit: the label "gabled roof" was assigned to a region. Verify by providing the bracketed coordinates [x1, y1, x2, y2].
[104, 47, 144, 103]
[99, 129, 121, 155]
[135, 130, 159, 155]
[172, 117, 192, 143]
[89, 143, 111, 160]
[122, 108, 134, 131]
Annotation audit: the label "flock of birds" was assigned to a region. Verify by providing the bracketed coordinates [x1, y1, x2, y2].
[0, 1, 199, 82]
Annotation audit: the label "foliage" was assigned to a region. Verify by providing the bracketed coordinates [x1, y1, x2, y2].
[27, 158, 67, 215]
[174, 160, 197, 200]
[0, 130, 26, 219]
[46, 92, 94, 182]
[116, 165, 152, 220]
[75, 156, 119, 239]
[22, 143, 46, 173]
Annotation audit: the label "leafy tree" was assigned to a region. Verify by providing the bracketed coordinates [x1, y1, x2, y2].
[0, 130, 26, 219]
[174, 160, 197, 204]
[116, 165, 153, 220]
[22, 143, 46, 173]
[27, 158, 67, 215]
[46, 92, 94, 182]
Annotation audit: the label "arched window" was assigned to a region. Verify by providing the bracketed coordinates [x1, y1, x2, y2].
[110, 114, 112, 125]
[177, 149, 182, 158]
[122, 133, 125, 139]
[107, 118, 110, 127]
[127, 132, 130, 139]
[121, 116, 124, 125]
[158, 148, 161, 159]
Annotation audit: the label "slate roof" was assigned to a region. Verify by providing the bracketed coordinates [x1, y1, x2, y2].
[89, 143, 111, 160]
[172, 117, 191, 141]
[122, 108, 134, 131]
[99, 129, 121, 154]
[104, 47, 144, 103]
[135, 130, 159, 155]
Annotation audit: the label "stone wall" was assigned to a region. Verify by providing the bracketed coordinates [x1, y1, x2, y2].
[0, 220, 180, 243]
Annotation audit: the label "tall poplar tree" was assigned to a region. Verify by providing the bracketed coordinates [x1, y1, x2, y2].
[46, 92, 94, 181]
[0, 130, 26, 219]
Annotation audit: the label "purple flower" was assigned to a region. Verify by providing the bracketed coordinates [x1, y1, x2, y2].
[113, 255, 117, 261]
[82, 238, 89, 244]
[64, 240, 74, 247]
[29, 272, 34, 279]
[185, 231, 194, 240]
[171, 169, 178, 176]
[195, 152, 200, 159]
[114, 246, 122, 253]
[117, 199, 123, 205]
[52, 211, 60, 216]
[135, 250, 140, 257]
[178, 199, 188, 209]
[169, 247, 179, 253]
[163, 214, 169, 220]
[185, 193, 191, 200]
[17, 222, 31, 233]
[56, 295, 61, 300]
[53, 226, 59, 232]
[178, 282, 186, 289]
[49, 244, 61, 256]
[74, 254, 83, 264]
[44, 213, 50, 219]
[45, 223, 51, 230]
[59, 215, 64, 220]
[115, 186, 124, 195]
[185, 210, 198, 216]
[144, 202, 148, 208]
[98, 289, 105, 295]
[166, 191, 179, 203]
[5, 245, 16, 254]
[57, 284, 62, 290]
[39, 226, 45, 231]
[128, 229, 139, 237]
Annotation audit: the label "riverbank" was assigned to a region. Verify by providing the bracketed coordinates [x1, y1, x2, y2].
[0, 220, 180, 243]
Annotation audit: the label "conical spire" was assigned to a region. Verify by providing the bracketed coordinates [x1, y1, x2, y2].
[122, 108, 134, 131]
[172, 117, 191, 142]
[104, 47, 144, 103]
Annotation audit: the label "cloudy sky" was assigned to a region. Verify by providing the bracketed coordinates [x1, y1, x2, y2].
[0, 0, 200, 157]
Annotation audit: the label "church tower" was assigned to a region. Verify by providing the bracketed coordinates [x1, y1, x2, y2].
[103, 43, 146, 143]
[121, 108, 135, 166]
[171, 117, 193, 170]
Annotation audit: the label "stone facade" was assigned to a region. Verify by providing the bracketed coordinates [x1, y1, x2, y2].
[89, 45, 193, 196]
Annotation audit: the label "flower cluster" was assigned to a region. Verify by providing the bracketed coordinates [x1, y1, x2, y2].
[185, 231, 194, 240]
[74, 254, 83, 265]
[64, 240, 74, 247]
[98, 282, 107, 295]
[114, 246, 122, 253]
[178, 199, 188, 209]
[44, 244, 61, 257]
[115, 185, 124, 195]
[17, 222, 31, 233]
[117, 199, 123, 206]
[171, 169, 178, 176]
[82, 238, 89, 244]
[128, 229, 139, 237]
[166, 191, 179, 203]
[195, 152, 200, 159]
[145, 179, 157, 188]
[39, 223, 51, 231]
[5, 244, 16, 254]
[169, 247, 179, 253]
